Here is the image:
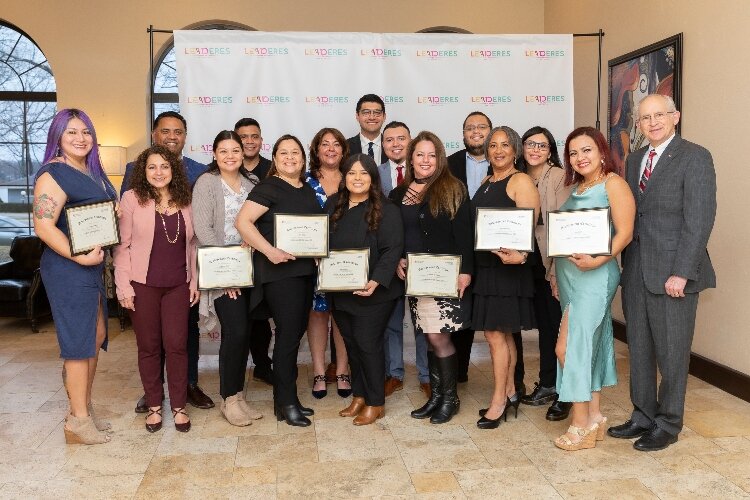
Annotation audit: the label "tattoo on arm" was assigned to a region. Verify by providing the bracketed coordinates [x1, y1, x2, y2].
[33, 193, 58, 220]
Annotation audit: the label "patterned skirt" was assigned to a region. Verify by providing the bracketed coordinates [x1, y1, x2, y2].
[408, 296, 471, 335]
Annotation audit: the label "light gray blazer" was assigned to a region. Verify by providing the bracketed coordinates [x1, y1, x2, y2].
[620, 135, 716, 295]
[191, 170, 259, 246]
[378, 160, 395, 196]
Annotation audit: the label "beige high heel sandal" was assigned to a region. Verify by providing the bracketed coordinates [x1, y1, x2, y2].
[88, 402, 112, 432]
[554, 424, 597, 451]
[64, 414, 111, 445]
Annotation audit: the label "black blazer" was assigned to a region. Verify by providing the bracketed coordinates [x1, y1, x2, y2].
[326, 194, 404, 313]
[347, 135, 383, 164]
[447, 149, 491, 188]
[389, 184, 474, 274]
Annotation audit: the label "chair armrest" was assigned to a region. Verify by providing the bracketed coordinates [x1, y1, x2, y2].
[0, 261, 15, 279]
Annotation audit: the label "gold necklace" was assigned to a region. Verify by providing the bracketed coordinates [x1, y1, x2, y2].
[578, 171, 605, 194]
[484, 168, 517, 193]
[156, 201, 180, 244]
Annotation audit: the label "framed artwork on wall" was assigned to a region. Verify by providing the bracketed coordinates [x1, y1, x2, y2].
[608, 33, 682, 173]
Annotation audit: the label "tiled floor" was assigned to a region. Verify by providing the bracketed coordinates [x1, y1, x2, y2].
[1, 316, 749, 499]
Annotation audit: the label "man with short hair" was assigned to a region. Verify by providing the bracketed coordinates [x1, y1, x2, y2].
[121, 111, 214, 412]
[232, 117, 273, 385]
[234, 117, 271, 180]
[347, 94, 386, 164]
[610, 94, 716, 451]
[378, 121, 430, 397]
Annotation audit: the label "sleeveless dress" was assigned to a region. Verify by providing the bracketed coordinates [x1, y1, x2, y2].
[305, 172, 331, 312]
[555, 178, 618, 402]
[35, 162, 117, 359]
[471, 174, 535, 332]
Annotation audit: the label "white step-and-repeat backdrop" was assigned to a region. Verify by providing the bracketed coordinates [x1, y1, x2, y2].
[174, 31, 574, 162]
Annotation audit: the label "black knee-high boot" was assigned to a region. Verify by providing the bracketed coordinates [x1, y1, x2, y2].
[430, 353, 460, 424]
[411, 352, 442, 419]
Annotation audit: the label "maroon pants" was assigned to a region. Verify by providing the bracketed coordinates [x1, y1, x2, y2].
[130, 281, 189, 409]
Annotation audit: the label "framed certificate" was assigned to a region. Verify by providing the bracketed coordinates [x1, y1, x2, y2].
[547, 207, 612, 257]
[197, 245, 254, 290]
[317, 248, 370, 292]
[405, 253, 461, 298]
[273, 213, 329, 257]
[65, 200, 120, 256]
[475, 207, 535, 252]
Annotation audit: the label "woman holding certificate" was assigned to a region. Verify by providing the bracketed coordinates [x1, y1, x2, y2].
[192, 130, 264, 427]
[550, 127, 634, 450]
[235, 134, 322, 427]
[326, 154, 404, 425]
[304, 128, 352, 400]
[33, 109, 118, 444]
[472, 126, 540, 429]
[114, 144, 199, 434]
[389, 131, 473, 425]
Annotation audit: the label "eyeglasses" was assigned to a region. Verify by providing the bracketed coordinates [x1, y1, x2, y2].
[359, 109, 383, 117]
[524, 140, 549, 151]
[638, 111, 675, 124]
[463, 124, 490, 132]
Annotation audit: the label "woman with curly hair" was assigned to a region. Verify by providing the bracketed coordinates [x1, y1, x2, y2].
[114, 144, 200, 434]
[327, 154, 404, 424]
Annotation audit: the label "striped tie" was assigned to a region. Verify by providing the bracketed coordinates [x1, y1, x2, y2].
[639, 149, 657, 193]
[367, 142, 375, 158]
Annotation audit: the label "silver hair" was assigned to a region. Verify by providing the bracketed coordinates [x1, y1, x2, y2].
[638, 94, 677, 117]
[483, 125, 523, 163]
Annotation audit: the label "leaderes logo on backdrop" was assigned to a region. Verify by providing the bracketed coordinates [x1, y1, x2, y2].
[525, 95, 566, 105]
[471, 96, 512, 106]
[416, 49, 458, 59]
[189, 144, 213, 155]
[383, 95, 405, 104]
[470, 49, 511, 59]
[183, 47, 231, 57]
[304, 48, 349, 59]
[186, 96, 233, 106]
[417, 96, 460, 106]
[244, 47, 289, 57]
[360, 48, 402, 58]
[246, 95, 291, 105]
[525, 49, 566, 59]
[444, 141, 462, 151]
[305, 96, 349, 106]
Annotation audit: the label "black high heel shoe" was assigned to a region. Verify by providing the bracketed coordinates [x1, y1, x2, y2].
[507, 394, 521, 419]
[336, 374, 352, 398]
[477, 405, 508, 429]
[312, 375, 328, 399]
[274, 403, 311, 427]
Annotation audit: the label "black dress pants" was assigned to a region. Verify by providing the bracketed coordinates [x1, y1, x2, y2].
[333, 300, 394, 407]
[263, 276, 313, 406]
[532, 275, 562, 387]
[249, 319, 273, 371]
[214, 290, 253, 399]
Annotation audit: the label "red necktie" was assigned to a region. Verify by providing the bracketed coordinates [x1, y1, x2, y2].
[396, 165, 404, 185]
[639, 149, 657, 193]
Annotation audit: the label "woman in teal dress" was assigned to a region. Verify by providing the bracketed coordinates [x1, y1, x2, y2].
[550, 127, 635, 451]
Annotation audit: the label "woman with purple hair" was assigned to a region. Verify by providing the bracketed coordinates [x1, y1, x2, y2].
[33, 109, 118, 445]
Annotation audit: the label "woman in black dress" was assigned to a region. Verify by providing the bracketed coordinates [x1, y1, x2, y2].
[327, 154, 404, 425]
[389, 131, 473, 425]
[473, 126, 540, 429]
[235, 135, 321, 427]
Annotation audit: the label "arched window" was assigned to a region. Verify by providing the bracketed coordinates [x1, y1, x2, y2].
[151, 21, 253, 120]
[0, 20, 56, 257]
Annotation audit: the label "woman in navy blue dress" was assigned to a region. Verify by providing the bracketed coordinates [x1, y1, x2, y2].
[33, 109, 117, 444]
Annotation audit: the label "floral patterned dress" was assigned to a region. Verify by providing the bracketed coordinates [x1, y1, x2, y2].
[305, 171, 330, 312]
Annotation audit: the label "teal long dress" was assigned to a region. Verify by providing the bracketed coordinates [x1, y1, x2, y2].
[554, 180, 618, 402]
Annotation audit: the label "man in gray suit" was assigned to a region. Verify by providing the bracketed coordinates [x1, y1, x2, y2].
[609, 94, 716, 451]
[378, 121, 431, 398]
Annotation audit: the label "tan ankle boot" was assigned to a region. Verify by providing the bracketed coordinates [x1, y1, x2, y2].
[353, 405, 384, 426]
[339, 397, 365, 417]
[64, 414, 111, 444]
[222, 394, 252, 426]
[237, 393, 263, 420]
[88, 402, 112, 432]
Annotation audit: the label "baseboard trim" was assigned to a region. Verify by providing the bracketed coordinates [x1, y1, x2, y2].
[612, 320, 750, 403]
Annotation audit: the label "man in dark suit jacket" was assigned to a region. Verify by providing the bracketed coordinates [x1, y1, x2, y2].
[609, 94, 717, 451]
[347, 94, 386, 165]
[235, 117, 271, 181]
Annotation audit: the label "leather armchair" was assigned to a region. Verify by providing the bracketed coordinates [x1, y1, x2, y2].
[0, 235, 50, 332]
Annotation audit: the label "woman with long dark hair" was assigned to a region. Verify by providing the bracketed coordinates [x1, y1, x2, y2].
[235, 134, 322, 427]
[390, 131, 473, 425]
[33, 109, 118, 444]
[114, 144, 199, 434]
[327, 154, 404, 424]
[193, 130, 263, 426]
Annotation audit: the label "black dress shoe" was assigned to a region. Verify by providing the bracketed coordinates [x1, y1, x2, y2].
[545, 398, 572, 421]
[252, 366, 274, 386]
[295, 397, 314, 417]
[607, 419, 652, 439]
[135, 395, 148, 414]
[187, 384, 215, 409]
[274, 404, 311, 427]
[520, 383, 557, 406]
[633, 427, 677, 451]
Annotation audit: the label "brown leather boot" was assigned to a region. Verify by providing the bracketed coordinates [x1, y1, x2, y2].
[339, 396, 365, 417]
[353, 405, 384, 426]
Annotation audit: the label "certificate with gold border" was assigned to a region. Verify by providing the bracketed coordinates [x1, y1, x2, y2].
[273, 213, 329, 257]
[475, 207, 535, 252]
[405, 253, 461, 298]
[547, 207, 612, 257]
[65, 200, 120, 256]
[316, 248, 370, 292]
[197, 245, 254, 290]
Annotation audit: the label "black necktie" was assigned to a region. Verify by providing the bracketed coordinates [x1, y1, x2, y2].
[367, 142, 374, 158]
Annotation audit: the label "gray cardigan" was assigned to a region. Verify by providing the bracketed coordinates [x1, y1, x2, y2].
[192, 170, 259, 246]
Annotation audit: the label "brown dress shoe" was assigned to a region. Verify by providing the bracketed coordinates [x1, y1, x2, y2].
[339, 396, 365, 417]
[324, 362, 337, 383]
[353, 405, 384, 426]
[187, 384, 215, 409]
[384, 377, 404, 397]
[420, 382, 431, 398]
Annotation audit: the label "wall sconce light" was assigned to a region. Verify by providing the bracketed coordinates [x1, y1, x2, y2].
[99, 145, 127, 175]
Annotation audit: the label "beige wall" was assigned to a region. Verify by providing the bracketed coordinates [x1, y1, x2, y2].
[3, 0, 747, 375]
[545, 0, 750, 375]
